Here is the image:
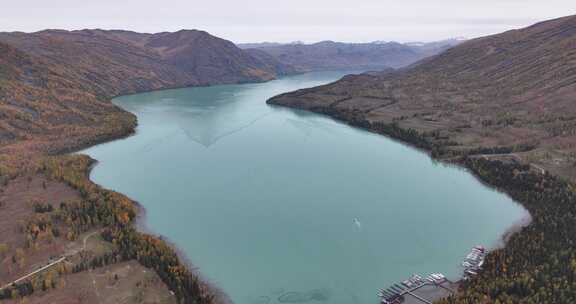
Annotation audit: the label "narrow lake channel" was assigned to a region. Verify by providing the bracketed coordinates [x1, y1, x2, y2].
[82, 71, 528, 304]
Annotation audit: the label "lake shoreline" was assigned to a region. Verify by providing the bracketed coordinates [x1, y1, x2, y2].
[265, 100, 537, 301]
[78, 72, 532, 304]
[70, 77, 291, 303]
[131, 196, 233, 304]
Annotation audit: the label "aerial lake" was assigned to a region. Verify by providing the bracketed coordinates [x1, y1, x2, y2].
[82, 71, 528, 304]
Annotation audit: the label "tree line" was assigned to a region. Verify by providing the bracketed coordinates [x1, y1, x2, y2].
[1, 154, 219, 304]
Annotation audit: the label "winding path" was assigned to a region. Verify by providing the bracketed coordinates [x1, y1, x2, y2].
[0, 257, 67, 290]
[0, 230, 101, 291]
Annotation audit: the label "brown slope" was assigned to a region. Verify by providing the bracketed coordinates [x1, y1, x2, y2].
[0, 30, 195, 97]
[0, 41, 136, 156]
[146, 30, 278, 83]
[0, 29, 294, 93]
[268, 15, 576, 180]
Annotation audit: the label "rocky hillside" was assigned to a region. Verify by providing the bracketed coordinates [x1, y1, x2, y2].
[268, 15, 576, 180]
[0, 29, 293, 155]
[240, 40, 461, 72]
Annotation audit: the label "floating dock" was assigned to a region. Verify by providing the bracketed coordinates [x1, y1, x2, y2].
[462, 245, 486, 279]
[378, 273, 452, 304]
[378, 245, 487, 303]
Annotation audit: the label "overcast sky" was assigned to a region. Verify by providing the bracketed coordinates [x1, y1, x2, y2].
[1, 1, 573, 43]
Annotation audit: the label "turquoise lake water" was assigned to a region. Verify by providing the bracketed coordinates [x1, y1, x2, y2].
[82, 71, 528, 304]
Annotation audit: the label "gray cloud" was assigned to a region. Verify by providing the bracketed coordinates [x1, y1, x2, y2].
[0, 0, 573, 42]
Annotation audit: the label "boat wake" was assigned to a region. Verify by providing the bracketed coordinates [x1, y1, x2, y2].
[353, 218, 362, 231]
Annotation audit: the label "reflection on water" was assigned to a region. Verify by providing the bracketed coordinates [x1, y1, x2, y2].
[124, 85, 266, 147]
[178, 111, 273, 147]
[284, 118, 339, 140]
[121, 72, 348, 148]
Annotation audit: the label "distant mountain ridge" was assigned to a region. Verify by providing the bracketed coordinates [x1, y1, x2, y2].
[0, 29, 295, 154]
[238, 39, 463, 72]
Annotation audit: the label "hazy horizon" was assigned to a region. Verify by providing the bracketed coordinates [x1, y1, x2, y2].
[1, 0, 573, 43]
